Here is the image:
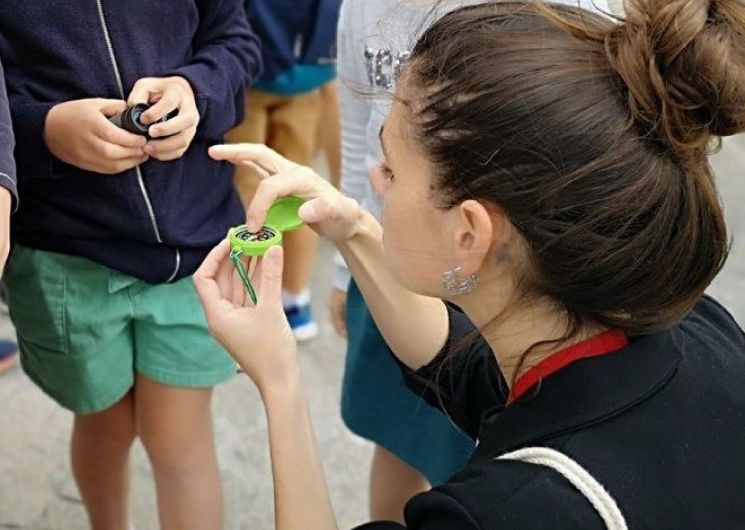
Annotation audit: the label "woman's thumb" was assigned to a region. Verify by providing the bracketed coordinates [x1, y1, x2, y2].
[258, 245, 284, 304]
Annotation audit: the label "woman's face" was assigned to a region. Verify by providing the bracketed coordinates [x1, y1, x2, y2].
[370, 98, 463, 297]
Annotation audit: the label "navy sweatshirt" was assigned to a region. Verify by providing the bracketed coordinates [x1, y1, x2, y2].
[0, 58, 18, 206]
[247, 0, 340, 83]
[0, 1, 262, 283]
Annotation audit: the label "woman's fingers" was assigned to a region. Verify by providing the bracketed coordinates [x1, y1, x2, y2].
[230, 255, 249, 308]
[246, 166, 331, 231]
[209, 143, 297, 175]
[241, 160, 272, 180]
[210, 142, 359, 240]
[210, 142, 344, 230]
[297, 195, 362, 241]
[256, 246, 284, 307]
[216, 251, 237, 304]
[194, 239, 230, 280]
[244, 247, 284, 310]
[297, 194, 353, 224]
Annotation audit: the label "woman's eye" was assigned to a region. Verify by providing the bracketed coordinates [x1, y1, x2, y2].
[379, 164, 394, 182]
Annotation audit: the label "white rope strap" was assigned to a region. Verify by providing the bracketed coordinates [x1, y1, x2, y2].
[606, 0, 626, 17]
[498, 447, 628, 530]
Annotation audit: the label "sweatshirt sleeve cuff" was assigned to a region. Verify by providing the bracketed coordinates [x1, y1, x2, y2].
[11, 101, 59, 180]
[167, 65, 222, 138]
[0, 174, 18, 212]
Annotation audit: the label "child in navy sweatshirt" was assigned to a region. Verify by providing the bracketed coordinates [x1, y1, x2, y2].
[0, 2, 260, 527]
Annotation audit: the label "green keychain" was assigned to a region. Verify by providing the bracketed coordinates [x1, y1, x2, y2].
[227, 196, 305, 305]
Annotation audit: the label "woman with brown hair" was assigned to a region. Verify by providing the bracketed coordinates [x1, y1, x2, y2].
[198, 0, 745, 528]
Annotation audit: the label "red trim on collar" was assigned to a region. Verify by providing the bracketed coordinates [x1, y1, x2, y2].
[508, 329, 629, 404]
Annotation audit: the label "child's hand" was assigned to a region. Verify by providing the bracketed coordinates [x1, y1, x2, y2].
[128, 76, 200, 161]
[209, 143, 363, 243]
[194, 240, 299, 392]
[0, 188, 10, 277]
[328, 288, 347, 339]
[45, 98, 148, 174]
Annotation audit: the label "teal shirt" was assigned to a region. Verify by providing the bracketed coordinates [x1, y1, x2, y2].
[255, 64, 336, 96]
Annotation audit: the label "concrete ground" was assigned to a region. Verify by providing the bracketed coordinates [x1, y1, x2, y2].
[0, 137, 743, 530]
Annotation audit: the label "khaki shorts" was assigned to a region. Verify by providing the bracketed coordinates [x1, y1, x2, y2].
[226, 88, 324, 205]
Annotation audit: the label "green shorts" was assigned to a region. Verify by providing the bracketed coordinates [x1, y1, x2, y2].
[4, 245, 236, 414]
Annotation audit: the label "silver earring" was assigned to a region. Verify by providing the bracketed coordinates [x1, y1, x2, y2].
[442, 267, 479, 296]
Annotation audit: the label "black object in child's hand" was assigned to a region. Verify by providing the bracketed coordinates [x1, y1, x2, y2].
[109, 103, 178, 138]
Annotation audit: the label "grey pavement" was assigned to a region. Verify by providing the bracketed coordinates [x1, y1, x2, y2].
[0, 137, 743, 529]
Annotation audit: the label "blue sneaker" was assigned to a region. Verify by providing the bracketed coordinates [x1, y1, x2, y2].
[284, 303, 319, 342]
[0, 338, 18, 374]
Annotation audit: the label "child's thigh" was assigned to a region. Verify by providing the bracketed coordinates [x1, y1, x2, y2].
[225, 90, 276, 205]
[4, 246, 135, 414]
[267, 90, 324, 166]
[226, 89, 274, 145]
[131, 276, 236, 389]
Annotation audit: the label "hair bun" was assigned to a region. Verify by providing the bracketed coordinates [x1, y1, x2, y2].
[606, 0, 745, 165]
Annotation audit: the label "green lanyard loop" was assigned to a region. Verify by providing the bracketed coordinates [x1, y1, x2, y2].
[227, 197, 306, 306]
[230, 249, 258, 305]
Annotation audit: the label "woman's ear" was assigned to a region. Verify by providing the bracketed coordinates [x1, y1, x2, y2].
[452, 199, 502, 275]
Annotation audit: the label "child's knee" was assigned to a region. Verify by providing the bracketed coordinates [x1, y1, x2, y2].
[138, 422, 215, 475]
[73, 401, 137, 451]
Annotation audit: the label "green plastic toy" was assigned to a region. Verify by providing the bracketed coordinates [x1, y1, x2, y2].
[228, 196, 305, 304]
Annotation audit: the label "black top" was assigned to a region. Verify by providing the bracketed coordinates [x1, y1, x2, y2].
[354, 296, 745, 529]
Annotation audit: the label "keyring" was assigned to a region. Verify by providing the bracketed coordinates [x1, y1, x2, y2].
[227, 196, 305, 304]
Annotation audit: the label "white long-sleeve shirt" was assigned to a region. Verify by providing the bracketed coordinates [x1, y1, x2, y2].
[335, 0, 463, 289]
[334, 0, 620, 290]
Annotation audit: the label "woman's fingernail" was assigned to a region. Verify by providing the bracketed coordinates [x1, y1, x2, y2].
[299, 203, 316, 220]
[266, 246, 282, 265]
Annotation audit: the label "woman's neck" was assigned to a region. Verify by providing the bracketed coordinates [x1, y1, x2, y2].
[456, 291, 607, 388]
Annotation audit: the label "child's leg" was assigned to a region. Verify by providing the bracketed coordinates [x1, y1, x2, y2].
[131, 275, 234, 530]
[3, 247, 138, 529]
[369, 445, 430, 523]
[228, 90, 323, 338]
[280, 225, 319, 295]
[268, 90, 323, 296]
[225, 90, 271, 207]
[135, 375, 223, 530]
[316, 81, 342, 189]
[71, 391, 136, 530]
[228, 89, 321, 296]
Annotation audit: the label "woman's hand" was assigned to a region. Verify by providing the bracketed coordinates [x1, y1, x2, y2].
[194, 240, 299, 392]
[0, 188, 10, 277]
[209, 143, 362, 243]
[197, 240, 340, 530]
[328, 288, 348, 339]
